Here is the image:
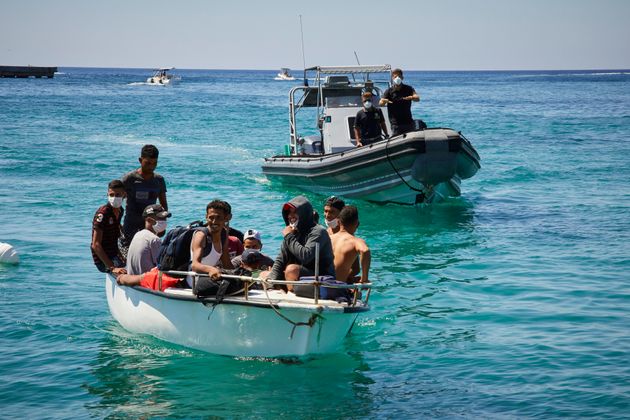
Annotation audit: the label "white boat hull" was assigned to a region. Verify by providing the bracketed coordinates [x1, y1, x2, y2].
[146, 77, 174, 85]
[105, 274, 367, 357]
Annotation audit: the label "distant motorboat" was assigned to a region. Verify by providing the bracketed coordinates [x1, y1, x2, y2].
[146, 67, 179, 85]
[274, 68, 296, 81]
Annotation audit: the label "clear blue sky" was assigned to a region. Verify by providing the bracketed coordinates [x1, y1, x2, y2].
[1, 0, 629, 70]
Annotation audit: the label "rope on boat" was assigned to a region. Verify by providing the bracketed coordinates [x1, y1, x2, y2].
[166, 271, 370, 338]
[258, 275, 322, 339]
[168, 271, 328, 337]
[384, 134, 429, 199]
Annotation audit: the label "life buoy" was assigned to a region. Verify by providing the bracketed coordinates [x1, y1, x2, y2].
[0, 242, 19, 264]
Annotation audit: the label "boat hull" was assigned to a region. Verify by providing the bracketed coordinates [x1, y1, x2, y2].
[262, 128, 480, 204]
[105, 274, 366, 357]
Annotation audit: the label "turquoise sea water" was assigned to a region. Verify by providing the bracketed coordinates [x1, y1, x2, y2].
[1, 68, 629, 418]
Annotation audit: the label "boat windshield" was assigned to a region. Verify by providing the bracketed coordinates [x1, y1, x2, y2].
[325, 96, 362, 108]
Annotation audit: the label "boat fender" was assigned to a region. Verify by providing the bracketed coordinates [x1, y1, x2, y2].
[0, 242, 19, 264]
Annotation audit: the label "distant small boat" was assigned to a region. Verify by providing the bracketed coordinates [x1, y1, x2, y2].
[146, 67, 179, 85]
[274, 68, 296, 81]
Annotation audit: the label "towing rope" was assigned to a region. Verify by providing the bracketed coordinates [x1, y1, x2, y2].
[384, 134, 430, 199]
[260, 279, 322, 339]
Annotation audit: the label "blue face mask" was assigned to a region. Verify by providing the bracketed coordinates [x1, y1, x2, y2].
[363, 101, 372, 109]
[393, 76, 402, 86]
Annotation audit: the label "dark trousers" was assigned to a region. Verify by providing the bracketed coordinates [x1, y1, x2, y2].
[361, 135, 384, 146]
[392, 123, 416, 136]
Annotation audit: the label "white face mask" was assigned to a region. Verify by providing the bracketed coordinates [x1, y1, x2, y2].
[363, 101, 372, 109]
[108, 196, 124, 208]
[393, 76, 402, 86]
[289, 218, 299, 229]
[153, 220, 167, 234]
[325, 218, 339, 229]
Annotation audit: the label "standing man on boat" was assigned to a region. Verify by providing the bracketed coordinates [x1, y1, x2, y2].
[91, 180, 127, 276]
[330, 205, 371, 283]
[120, 144, 168, 251]
[354, 92, 389, 146]
[379, 68, 419, 136]
[267, 196, 335, 290]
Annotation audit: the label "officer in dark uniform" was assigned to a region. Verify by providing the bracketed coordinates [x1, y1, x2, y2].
[354, 92, 389, 147]
[379, 68, 420, 136]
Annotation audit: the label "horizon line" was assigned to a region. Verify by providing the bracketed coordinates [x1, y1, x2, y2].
[50, 65, 630, 73]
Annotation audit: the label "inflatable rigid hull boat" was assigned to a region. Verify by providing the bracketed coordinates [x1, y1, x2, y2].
[261, 65, 480, 204]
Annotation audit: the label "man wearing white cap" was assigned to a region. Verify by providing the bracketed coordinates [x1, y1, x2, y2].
[231, 229, 274, 269]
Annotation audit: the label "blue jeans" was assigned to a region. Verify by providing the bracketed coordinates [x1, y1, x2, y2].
[95, 255, 125, 273]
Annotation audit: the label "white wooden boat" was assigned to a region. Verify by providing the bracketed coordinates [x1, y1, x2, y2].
[105, 273, 371, 357]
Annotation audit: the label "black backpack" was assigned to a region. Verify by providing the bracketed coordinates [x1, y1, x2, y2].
[157, 221, 230, 275]
[156, 220, 207, 274]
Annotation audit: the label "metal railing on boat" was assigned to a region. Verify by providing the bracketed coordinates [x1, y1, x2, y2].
[164, 270, 372, 306]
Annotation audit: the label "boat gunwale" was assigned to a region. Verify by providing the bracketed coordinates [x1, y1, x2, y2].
[263, 129, 481, 176]
[109, 277, 370, 314]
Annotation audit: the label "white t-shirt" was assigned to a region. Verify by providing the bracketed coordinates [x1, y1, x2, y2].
[126, 229, 161, 275]
[187, 231, 222, 287]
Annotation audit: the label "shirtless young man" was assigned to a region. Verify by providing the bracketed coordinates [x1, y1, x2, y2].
[331, 205, 371, 283]
[323, 196, 345, 236]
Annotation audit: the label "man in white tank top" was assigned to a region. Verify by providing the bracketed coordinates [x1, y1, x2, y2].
[187, 200, 234, 287]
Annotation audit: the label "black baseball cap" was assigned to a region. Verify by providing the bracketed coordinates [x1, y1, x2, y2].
[241, 249, 264, 265]
[142, 204, 171, 219]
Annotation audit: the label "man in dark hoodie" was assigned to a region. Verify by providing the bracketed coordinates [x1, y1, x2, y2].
[268, 196, 336, 290]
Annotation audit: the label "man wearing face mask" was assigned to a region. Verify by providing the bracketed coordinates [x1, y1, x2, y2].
[125, 204, 172, 275]
[379, 68, 420, 136]
[91, 180, 127, 275]
[267, 196, 335, 290]
[323, 196, 345, 236]
[354, 92, 389, 147]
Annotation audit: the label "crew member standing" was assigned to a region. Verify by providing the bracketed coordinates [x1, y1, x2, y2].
[379, 68, 419, 136]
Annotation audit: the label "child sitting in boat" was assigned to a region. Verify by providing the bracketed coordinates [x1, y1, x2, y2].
[230, 229, 274, 269]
